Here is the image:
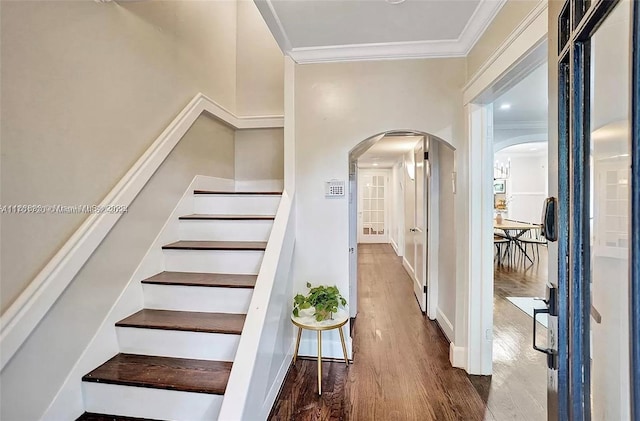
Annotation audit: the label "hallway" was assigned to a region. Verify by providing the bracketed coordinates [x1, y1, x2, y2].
[269, 244, 489, 420]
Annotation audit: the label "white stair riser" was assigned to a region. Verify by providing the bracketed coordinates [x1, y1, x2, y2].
[143, 284, 253, 314]
[194, 195, 280, 215]
[116, 328, 240, 361]
[163, 250, 264, 274]
[82, 382, 223, 421]
[179, 219, 273, 242]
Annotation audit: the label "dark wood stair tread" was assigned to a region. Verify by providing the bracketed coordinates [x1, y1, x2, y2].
[76, 413, 163, 421]
[82, 354, 232, 395]
[116, 309, 245, 334]
[179, 214, 275, 220]
[141, 271, 256, 288]
[162, 240, 267, 251]
[194, 190, 282, 195]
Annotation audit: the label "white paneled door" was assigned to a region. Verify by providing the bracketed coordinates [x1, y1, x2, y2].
[412, 139, 427, 311]
[358, 170, 389, 244]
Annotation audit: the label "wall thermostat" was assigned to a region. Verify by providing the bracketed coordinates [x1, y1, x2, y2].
[325, 179, 345, 198]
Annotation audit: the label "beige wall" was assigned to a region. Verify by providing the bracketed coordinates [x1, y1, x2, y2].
[0, 114, 234, 420]
[293, 58, 468, 350]
[0, 0, 284, 313]
[437, 143, 457, 334]
[235, 128, 284, 181]
[0, 0, 236, 312]
[236, 0, 285, 116]
[466, 0, 541, 79]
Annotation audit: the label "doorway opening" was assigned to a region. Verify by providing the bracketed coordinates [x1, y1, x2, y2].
[466, 44, 551, 417]
[488, 58, 550, 420]
[348, 131, 457, 341]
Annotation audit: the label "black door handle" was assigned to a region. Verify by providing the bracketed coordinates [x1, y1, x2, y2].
[533, 308, 557, 369]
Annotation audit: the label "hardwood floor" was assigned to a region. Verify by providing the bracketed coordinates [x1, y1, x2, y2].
[270, 244, 550, 421]
[269, 244, 490, 421]
[472, 247, 548, 421]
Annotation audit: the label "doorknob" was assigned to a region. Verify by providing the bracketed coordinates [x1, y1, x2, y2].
[409, 228, 417, 232]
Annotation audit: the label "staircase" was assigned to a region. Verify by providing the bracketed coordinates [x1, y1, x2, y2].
[76, 190, 282, 421]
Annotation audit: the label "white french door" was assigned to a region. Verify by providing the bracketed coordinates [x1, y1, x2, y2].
[358, 170, 389, 244]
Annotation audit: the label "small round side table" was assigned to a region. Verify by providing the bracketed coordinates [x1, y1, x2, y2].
[291, 309, 349, 395]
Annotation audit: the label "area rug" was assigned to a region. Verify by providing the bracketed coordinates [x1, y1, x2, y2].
[506, 296, 549, 328]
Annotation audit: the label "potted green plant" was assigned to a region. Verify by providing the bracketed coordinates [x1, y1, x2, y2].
[292, 283, 347, 322]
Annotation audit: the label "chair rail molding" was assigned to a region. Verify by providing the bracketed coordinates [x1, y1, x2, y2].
[0, 93, 284, 371]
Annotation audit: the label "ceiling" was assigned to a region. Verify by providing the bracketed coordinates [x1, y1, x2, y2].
[493, 63, 548, 126]
[255, 0, 507, 63]
[493, 62, 548, 147]
[358, 135, 422, 168]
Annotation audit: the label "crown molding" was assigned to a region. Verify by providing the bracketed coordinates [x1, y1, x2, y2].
[257, 0, 507, 64]
[458, 0, 508, 55]
[289, 39, 468, 64]
[494, 120, 548, 131]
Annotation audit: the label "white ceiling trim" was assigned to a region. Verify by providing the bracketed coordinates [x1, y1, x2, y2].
[495, 120, 548, 131]
[290, 39, 468, 64]
[257, 0, 507, 64]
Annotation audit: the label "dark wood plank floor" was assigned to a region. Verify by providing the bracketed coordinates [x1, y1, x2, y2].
[469, 247, 548, 421]
[269, 244, 490, 421]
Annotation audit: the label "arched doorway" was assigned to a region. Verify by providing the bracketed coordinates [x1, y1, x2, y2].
[347, 130, 457, 342]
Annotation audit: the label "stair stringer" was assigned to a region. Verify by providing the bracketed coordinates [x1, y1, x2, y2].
[41, 175, 235, 421]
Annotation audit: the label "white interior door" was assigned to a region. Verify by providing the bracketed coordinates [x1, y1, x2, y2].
[412, 139, 427, 311]
[358, 170, 389, 244]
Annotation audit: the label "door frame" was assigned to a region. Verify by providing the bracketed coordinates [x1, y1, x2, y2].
[348, 131, 452, 331]
[558, 0, 640, 418]
[463, 0, 549, 377]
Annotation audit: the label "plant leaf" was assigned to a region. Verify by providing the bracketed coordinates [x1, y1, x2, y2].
[293, 308, 299, 317]
[306, 282, 312, 288]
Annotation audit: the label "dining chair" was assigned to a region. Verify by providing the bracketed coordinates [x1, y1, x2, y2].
[517, 225, 547, 261]
[494, 235, 511, 266]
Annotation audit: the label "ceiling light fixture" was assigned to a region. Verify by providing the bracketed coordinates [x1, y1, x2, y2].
[373, 162, 379, 166]
[500, 103, 511, 110]
[386, 0, 406, 5]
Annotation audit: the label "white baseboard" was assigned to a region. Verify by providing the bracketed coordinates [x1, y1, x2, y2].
[41, 176, 231, 421]
[436, 308, 454, 342]
[449, 342, 467, 369]
[402, 257, 416, 283]
[390, 238, 400, 256]
[235, 179, 284, 192]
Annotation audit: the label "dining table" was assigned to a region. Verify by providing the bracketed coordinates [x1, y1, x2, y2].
[494, 219, 539, 263]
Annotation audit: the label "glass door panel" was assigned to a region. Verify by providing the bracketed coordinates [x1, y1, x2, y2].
[358, 170, 389, 243]
[589, 1, 631, 419]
